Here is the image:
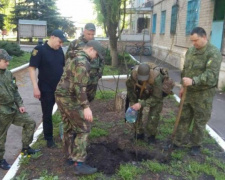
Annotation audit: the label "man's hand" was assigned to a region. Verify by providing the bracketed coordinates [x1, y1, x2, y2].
[33, 86, 41, 99]
[19, 107, 26, 113]
[84, 107, 93, 122]
[182, 77, 193, 87]
[131, 103, 141, 111]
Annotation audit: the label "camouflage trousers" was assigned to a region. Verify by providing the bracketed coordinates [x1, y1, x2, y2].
[134, 101, 163, 137]
[0, 110, 36, 159]
[87, 73, 99, 102]
[87, 83, 98, 103]
[173, 89, 214, 147]
[56, 97, 92, 162]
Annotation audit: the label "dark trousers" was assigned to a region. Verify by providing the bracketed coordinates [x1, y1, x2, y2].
[40, 92, 55, 141]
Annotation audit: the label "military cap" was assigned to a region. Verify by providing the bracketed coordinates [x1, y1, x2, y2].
[86, 40, 103, 59]
[85, 23, 96, 31]
[137, 63, 150, 81]
[0, 49, 12, 61]
[51, 29, 68, 42]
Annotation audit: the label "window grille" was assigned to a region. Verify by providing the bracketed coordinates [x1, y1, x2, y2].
[186, 0, 200, 35]
[152, 14, 157, 34]
[170, 4, 178, 34]
[160, 10, 166, 34]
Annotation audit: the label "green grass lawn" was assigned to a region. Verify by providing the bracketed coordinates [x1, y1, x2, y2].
[8, 52, 30, 70]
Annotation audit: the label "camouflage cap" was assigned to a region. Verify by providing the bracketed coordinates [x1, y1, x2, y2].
[137, 63, 150, 81]
[85, 23, 96, 31]
[86, 40, 103, 59]
[0, 49, 12, 61]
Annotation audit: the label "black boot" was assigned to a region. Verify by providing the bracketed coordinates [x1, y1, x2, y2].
[21, 147, 40, 155]
[148, 135, 156, 144]
[134, 133, 145, 140]
[66, 158, 75, 166]
[74, 162, 97, 175]
[190, 146, 200, 156]
[0, 159, 11, 170]
[47, 139, 57, 148]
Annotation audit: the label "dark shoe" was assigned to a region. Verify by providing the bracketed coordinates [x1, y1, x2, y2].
[148, 135, 156, 144]
[0, 159, 11, 170]
[66, 158, 75, 166]
[21, 147, 40, 155]
[74, 163, 97, 175]
[190, 146, 200, 156]
[134, 133, 145, 140]
[47, 139, 57, 148]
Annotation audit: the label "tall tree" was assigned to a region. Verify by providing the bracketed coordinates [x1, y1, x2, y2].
[92, 0, 127, 67]
[0, 2, 4, 30]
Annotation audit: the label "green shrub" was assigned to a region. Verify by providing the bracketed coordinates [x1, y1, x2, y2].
[0, 41, 24, 56]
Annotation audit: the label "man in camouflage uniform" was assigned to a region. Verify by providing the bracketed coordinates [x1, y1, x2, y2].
[173, 27, 222, 156]
[65, 23, 104, 102]
[0, 49, 39, 170]
[55, 40, 103, 175]
[126, 62, 174, 144]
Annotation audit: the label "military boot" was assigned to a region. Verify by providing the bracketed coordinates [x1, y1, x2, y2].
[21, 147, 40, 155]
[66, 158, 75, 166]
[0, 159, 11, 170]
[74, 162, 97, 175]
[190, 146, 200, 156]
[47, 139, 57, 148]
[148, 135, 156, 144]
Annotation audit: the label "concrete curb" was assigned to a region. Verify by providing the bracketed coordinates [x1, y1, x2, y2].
[3, 103, 58, 180]
[3, 64, 225, 179]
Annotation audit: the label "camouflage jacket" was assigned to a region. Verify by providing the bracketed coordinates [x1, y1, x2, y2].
[65, 35, 104, 78]
[0, 69, 23, 114]
[55, 51, 91, 109]
[126, 64, 164, 108]
[182, 42, 222, 91]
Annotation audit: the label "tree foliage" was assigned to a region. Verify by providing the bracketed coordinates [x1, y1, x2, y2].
[11, 0, 76, 38]
[92, 0, 127, 67]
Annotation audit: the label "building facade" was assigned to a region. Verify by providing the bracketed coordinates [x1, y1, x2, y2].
[151, 0, 225, 89]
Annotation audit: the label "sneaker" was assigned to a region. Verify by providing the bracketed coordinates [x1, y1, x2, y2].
[47, 139, 57, 148]
[21, 147, 40, 155]
[148, 135, 156, 144]
[0, 159, 11, 170]
[134, 133, 145, 140]
[74, 163, 97, 175]
[190, 146, 200, 156]
[66, 158, 75, 166]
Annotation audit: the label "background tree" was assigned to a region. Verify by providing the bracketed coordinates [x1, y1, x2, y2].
[0, 2, 4, 31]
[92, 0, 127, 67]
